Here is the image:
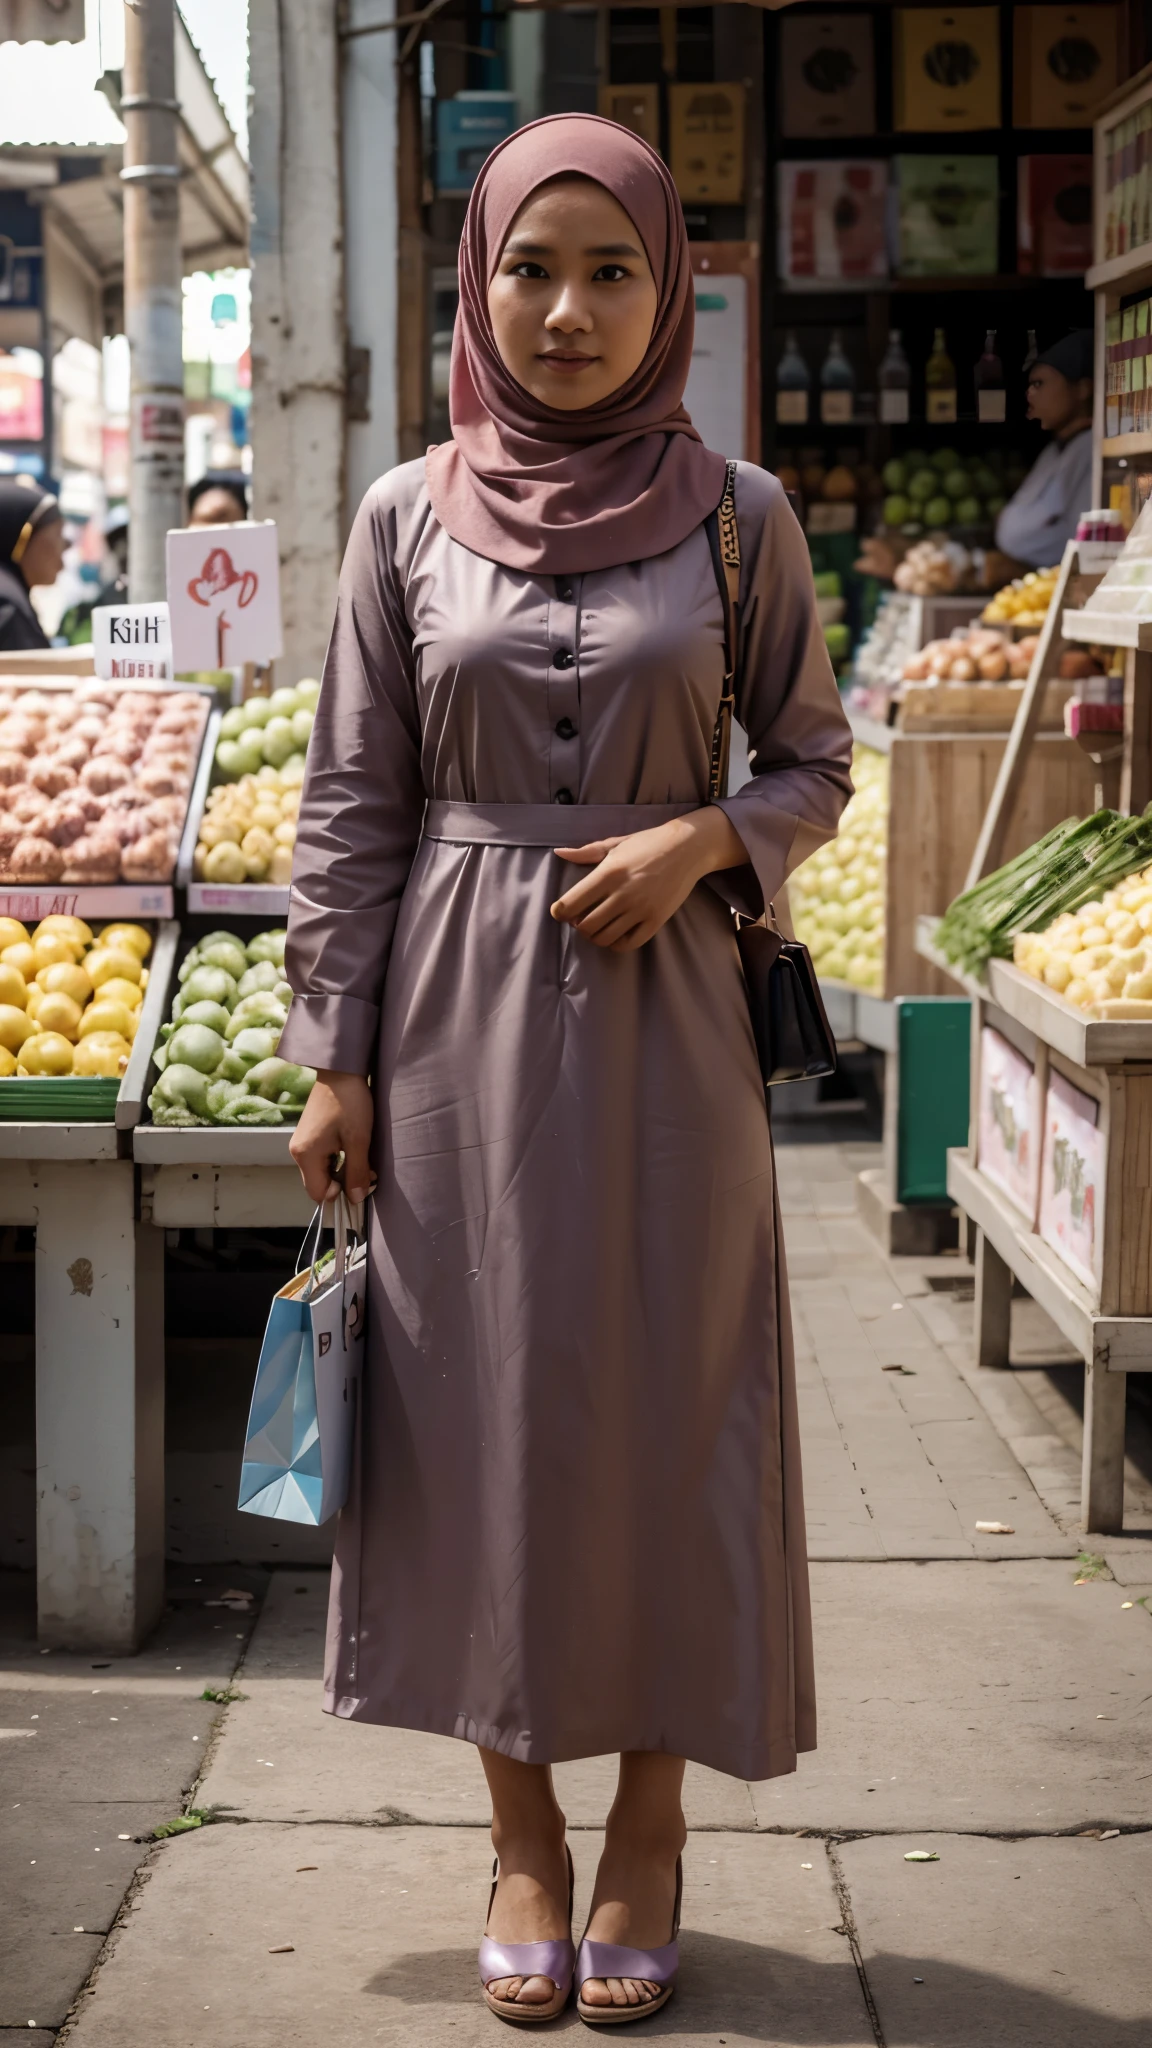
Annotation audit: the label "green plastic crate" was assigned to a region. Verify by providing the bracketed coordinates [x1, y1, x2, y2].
[0, 1078, 121, 1122]
[895, 998, 971, 1204]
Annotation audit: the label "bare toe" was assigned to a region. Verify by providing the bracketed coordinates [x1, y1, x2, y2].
[581, 1977, 613, 2007]
[517, 1974, 558, 2005]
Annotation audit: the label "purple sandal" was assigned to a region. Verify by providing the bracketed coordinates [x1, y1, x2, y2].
[479, 1844, 575, 2024]
[574, 1857, 682, 2026]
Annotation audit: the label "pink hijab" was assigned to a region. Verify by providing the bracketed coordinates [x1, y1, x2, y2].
[425, 113, 726, 575]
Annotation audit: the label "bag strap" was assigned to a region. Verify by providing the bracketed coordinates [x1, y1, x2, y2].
[703, 457, 740, 803]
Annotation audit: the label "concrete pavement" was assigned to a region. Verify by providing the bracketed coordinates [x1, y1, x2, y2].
[2, 1140, 1151, 2042]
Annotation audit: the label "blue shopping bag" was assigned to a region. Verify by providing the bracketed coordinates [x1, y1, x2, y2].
[238, 1193, 366, 1526]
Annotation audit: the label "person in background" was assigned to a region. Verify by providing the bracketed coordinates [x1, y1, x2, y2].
[993, 330, 1094, 569]
[60, 508, 128, 644]
[187, 470, 250, 526]
[0, 478, 67, 652]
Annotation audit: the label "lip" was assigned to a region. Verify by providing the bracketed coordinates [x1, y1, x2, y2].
[537, 352, 599, 374]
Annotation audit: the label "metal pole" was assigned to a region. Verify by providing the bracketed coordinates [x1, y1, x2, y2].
[122, 0, 185, 602]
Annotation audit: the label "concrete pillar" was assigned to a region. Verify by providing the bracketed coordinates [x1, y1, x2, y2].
[30, 1163, 165, 1652]
[342, 2, 401, 517]
[248, 0, 345, 683]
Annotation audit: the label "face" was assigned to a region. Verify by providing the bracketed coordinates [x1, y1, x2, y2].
[1026, 364, 1092, 434]
[487, 176, 659, 411]
[189, 486, 247, 527]
[19, 517, 67, 588]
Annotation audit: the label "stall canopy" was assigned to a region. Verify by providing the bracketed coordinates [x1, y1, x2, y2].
[0, 12, 248, 281]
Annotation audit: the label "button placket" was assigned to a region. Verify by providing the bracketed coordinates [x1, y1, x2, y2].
[547, 576, 581, 804]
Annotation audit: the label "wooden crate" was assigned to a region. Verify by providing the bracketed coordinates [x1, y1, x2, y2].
[899, 680, 1074, 733]
[884, 732, 1099, 999]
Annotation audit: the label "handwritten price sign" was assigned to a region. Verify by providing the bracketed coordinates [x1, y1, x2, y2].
[166, 520, 284, 670]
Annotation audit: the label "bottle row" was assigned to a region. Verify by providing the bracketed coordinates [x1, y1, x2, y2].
[776, 328, 1037, 430]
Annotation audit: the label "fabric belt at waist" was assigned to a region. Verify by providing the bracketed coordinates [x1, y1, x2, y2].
[422, 800, 699, 847]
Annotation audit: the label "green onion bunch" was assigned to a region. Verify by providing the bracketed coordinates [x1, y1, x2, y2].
[936, 809, 1152, 975]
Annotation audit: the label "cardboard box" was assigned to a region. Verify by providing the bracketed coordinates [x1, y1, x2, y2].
[895, 7, 1001, 132]
[1013, 6, 1117, 127]
[977, 1027, 1040, 1219]
[669, 82, 745, 204]
[1017, 155, 1092, 274]
[778, 160, 889, 282]
[895, 154, 999, 274]
[1038, 1068, 1103, 1293]
[779, 13, 876, 139]
[437, 94, 518, 195]
[598, 84, 660, 151]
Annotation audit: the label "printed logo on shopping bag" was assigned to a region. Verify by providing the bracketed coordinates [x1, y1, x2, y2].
[319, 1331, 331, 1355]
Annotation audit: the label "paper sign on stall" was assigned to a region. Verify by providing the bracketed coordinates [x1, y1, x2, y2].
[166, 520, 283, 671]
[92, 601, 173, 681]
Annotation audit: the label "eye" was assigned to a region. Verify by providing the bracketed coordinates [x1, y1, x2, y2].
[509, 261, 549, 280]
[593, 264, 629, 283]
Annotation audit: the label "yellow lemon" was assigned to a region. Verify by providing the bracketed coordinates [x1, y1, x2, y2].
[97, 923, 152, 960]
[0, 917, 29, 952]
[0, 964, 27, 1009]
[33, 932, 81, 972]
[0, 1004, 34, 1053]
[86, 947, 143, 989]
[34, 914, 92, 948]
[24, 986, 44, 1022]
[77, 1000, 134, 1042]
[37, 961, 93, 1007]
[1, 942, 36, 981]
[17, 1032, 74, 1076]
[0, 1044, 15, 1077]
[72, 1036, 130, 1077]
[95, 976, 143, 1011]
[36, 992, 83, 1041]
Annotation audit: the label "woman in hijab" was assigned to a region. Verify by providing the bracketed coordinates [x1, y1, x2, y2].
[282, 116, 852, 2027]
[0, 479, 66, 652]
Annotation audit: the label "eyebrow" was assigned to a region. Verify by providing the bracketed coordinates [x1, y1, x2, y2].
[502, 238, 643, 259]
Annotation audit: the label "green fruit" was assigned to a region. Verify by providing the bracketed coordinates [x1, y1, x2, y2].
[812, 571, 841, 598]
[268, 686, 302, 717]
[219, 705, 247, 740]
[902, 449, 927, 471]
[240, 695, 273, 728]
[215, 739, 245, 780]
[954, 496, 982, 524]
[233, 732, 266, 776]
[943, 468, 969, 500]
[294, 679, 321, 710]
[970, 465, 998, 497]
[881, 458, 907, 492]
[883, 493, 911, 527]
[908, 468, 937, 502]
[262, 716, 297, 769]
[985, 493, 1006, 518]
[930, 446, 959, 472]
[924, 496, 952, 528]
[290, 707, 314, 749]
[824, 623, 851, 660]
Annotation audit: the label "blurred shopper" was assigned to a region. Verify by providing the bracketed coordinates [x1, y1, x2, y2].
[60, 508, 129, 644]
[0, 479, 67, 652]
[187, 470, 249, 525]
[994, 330, 1094, 568]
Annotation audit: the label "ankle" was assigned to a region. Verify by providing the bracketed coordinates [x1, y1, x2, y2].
[491, 1806, 567, 1867]
[602, 1809, 686, 1864]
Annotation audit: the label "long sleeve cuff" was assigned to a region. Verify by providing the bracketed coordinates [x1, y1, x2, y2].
[706, 798, 802, 919]
[277, 992, 380, 1076]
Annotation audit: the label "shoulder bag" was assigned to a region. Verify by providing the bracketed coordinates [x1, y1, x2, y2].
[704, 459, 838, 1089]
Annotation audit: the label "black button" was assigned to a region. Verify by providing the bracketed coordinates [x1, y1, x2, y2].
[555, 716, 576, 740]
[552, 648, 575, 669]
[556, 580, 574, 603]
[554, 787, 574, 804]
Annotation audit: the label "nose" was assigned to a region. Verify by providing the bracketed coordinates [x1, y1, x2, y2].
[544, 283, 593, 335]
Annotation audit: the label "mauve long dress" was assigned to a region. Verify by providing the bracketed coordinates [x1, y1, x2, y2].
[277, 456, 853, 1782]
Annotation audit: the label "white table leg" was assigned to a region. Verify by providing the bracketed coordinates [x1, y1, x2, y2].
[33, 1161, 165, 1652]
[974, 1227, 1012, 1371]
[1082, 1345, 1127, 1536]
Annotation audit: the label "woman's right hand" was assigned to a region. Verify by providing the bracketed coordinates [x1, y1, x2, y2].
[289, 1070, 376, 1205]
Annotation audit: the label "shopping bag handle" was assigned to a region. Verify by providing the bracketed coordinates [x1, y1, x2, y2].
[296, 1187, 365, 1301]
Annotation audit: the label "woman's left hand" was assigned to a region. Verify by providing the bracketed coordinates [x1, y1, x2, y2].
[550, 806, 746, 952]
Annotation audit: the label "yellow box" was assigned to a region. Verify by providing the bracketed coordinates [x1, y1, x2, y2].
[669, 82, 745, 204]
[1013, 7, 1117, 127]
[598, 84, 660, 153]
[895, 8, 1001, 132]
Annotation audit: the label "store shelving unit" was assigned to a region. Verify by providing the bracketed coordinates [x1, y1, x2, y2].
[1091, 63, 1152, 506]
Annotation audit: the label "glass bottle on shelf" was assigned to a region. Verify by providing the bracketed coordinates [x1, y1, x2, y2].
[878, 329, 910, 424]
[775, 333, 811, 426]
[975, 330, 1006, 423]
[924, 328, 957, 425]
[820, 333, 855, 424]
[1022, 329, 1039, 376]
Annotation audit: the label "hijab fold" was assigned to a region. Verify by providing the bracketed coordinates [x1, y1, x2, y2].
[425, 113, 726, 575]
